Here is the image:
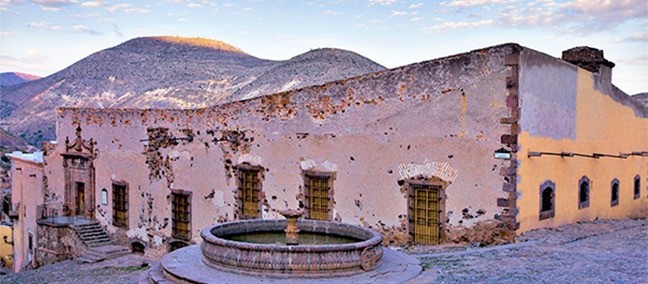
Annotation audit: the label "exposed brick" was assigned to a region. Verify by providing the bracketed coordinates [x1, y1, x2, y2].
[495, 214, 516, 224]
[499, 166, 516, 176]
[506, 77, 517, 89]
[497, 198, 509, 207]
[502, 181, 516, 192]
[505, 53, 519, 66]
[501, 134, 518, 144]
[510, 124, 520, 135]
[499, 117, 517, 124]
[506, 95, 519, 108]
[507, 88, 519, 97]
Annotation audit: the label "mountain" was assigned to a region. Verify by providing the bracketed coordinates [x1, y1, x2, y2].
[0, 36, 386, 146]
[0, 72, 40, 87]
[0, 128, 31, 152]
[633, 93, 648, 108]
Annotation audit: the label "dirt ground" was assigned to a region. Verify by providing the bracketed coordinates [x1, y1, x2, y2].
[1, 218, 646, 284]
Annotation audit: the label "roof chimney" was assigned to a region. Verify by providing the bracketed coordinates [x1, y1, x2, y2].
[562, 46, 614, 85]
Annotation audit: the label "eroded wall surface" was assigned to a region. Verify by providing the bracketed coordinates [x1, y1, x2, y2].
[517, 49, 648, 232]
[8, 158, 43, 271]
[45, 44, 518, 251]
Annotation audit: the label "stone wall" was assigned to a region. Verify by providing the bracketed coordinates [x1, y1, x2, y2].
[46, 44, 521, 249]
[35, 223, 83, 267]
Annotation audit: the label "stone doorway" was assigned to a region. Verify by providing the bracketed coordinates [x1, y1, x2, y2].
[407, 180, 446, 245]
[62, 126, 97, 219]
[75, 182, 85, 216]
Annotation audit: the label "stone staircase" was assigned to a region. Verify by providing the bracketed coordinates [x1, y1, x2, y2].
[76, 245, 130, 263]
[71, 220, 129, 263]
[72, 220, 113, 247]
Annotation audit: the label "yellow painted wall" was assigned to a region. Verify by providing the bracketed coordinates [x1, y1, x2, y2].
[0, 225, 13, 268]
[518, 68, 648, 232]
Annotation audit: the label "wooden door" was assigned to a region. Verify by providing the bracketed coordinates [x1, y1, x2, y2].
[307, 176, 330, 221]
[76, 182, 85, 216]
[410, 184, 441, 245]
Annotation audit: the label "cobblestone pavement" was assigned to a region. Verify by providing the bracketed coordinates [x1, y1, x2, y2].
[407, 218, 648, 284]
[1, 218, 646, 283]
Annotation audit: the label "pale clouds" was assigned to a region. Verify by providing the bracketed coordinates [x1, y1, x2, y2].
[0, 31, 15, 37]
[625, 32, 648, 42]
[446, 0, 515, 7]
[409, 3, 424, 9]
[0, 48, 50, 73]
[423, 19, 494, 33]
[390, 10, 407, 17]
[31, 0, 77, 11]
[0, 0, 22, 11]
[27, 20, 62, 30]
[72, 24, 100, 35]
[324, 10, 342, 16]
[80, 0, 101, 7]
[560, 0, 647, 23]
[106, 3, 148, 14]
[368, 0, 394, 6]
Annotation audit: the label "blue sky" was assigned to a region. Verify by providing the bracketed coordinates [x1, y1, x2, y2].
[1, 0, 646, 94]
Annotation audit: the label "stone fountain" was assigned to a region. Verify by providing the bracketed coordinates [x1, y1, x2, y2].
[141, 208, 421, 283]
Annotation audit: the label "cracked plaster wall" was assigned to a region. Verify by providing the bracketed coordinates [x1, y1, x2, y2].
[46, 44, 520, 248]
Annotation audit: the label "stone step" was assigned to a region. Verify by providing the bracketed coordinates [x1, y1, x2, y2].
[76, 245, 130, 264]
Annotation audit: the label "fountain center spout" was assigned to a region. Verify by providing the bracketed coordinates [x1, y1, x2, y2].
[278, 209, 305, 245]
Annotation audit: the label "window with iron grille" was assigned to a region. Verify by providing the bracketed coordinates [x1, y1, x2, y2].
[172, 190, 191, 241]
[112, 182, 128, 228]
[304, 173, 333, 221]
[578, 176, 590, 209]
[634, 175, 641, 200]
[610, 179, 619, 207]
[539, 180, 555, 220]
[238, 168, 261, 219]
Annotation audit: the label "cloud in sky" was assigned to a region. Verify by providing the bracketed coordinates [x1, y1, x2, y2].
[106, 3, 148, 14]
[409, 3, 424, 9]
[31, 0, 77, 11]
[368, 0, 395, 6]
[390, 10, 407, 17]
[27, 21, 62, 30]
[445, 0, 517, 7]
[0, 48, 50, 73]
[324, 10, 342, 16]
[72, 24, 100, 35]
[423, 19, 494, 34]
[80, 1, 101, 7]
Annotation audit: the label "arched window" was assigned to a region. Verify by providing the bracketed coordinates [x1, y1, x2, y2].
[634, 175, 641, 200]
[610, 179, 619, 207]
[578, 176, 590, 209]
[539, 180, 555, 220]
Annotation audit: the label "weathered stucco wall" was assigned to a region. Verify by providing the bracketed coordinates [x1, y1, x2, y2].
[45, 44, 518, 250]
[517, 49, 648, 232]
[8, 156, 43, 272]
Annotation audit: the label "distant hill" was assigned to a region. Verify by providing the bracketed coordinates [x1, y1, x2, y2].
[0, 128, 30, 152]
[632, 93, 648, 108]
[0, 72, 40, 87]
[0, 36, 386, 146]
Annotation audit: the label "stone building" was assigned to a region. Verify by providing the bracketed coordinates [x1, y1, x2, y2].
[8, 43, 647, 266]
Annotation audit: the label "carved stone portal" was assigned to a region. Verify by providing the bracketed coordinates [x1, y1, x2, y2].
[62, 125, 97, 218]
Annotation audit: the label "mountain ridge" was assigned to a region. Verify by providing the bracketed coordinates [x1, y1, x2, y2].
[1, 36, 386, 146]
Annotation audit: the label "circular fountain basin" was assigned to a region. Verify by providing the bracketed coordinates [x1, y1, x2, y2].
[200, 219, 383, 277]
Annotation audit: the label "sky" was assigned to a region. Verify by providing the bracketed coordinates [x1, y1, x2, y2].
[0, 0, 646, 94]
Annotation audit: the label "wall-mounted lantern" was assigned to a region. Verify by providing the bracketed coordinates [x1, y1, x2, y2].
[494, 148, 512, 160]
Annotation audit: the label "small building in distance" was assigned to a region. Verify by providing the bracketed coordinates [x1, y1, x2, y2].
[8, 43, 647, 266]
